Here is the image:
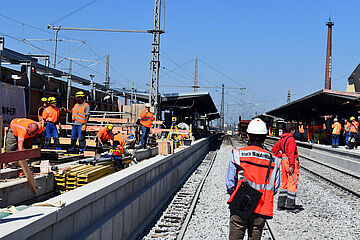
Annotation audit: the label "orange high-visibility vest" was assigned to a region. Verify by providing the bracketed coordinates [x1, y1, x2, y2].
[114, 133, 130, 147]
[332, 122, 341, 135]
[38, 106, 45, 121]
[299, 125, 304, 134]
[10, 118, 43, 139]
[350, 121, 359, 133]
[140, 109, 154, 128]
[97, 127, 113, 142]
[43, 106, 59, 123]
[72, 103, 89, 123]
[227, 145, 281, 218]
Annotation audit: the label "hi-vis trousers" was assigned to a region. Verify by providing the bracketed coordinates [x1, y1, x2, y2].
[278, 156, 300, 209]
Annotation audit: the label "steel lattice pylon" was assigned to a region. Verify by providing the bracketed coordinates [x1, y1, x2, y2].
[149, 0, 164, 118]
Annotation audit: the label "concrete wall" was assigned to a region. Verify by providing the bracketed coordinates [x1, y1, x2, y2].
[0, 137, 212, 240]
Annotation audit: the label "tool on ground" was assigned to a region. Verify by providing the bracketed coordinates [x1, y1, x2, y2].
[166, 117, 183, 148]
[290, 171, 298, 187]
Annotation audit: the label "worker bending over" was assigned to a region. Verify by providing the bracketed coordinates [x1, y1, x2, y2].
[63, 91, 90, 152]
[42, 97, 61, 150]
[38, 97, 48, 147]
[5, 118, 43, 152]
[113, 132, 136, 155]
[272, 124, 300, 213]
[139, 103, 155, 149]
[331, 118, 341, 148]
[97, 124, 114, 149]
[226, 118, 281, 240]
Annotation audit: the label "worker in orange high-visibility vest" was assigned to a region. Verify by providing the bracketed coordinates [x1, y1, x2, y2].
[331, 118, 341, 148]
[344, 119, 350, 145]
[272, 123, 300, 213]
[298, 121, 305, 141]
[139, 103, 155, 149]
[38, 97, 48, 148]
[347, 117, 359, 149]
[114, 132, 136, 156]
[97, 124, 114, 148]
[42, 97, 61, 150]
[5, 118, 43, 152]
[63, 91, 90, 152]
[226, 118, 281, 240]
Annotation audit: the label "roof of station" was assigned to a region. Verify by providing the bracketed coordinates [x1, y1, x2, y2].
[266, 89, 360, 120]
[121, 90, 220, 120]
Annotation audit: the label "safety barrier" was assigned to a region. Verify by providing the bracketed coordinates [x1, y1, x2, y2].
[0, 136, 214, 240]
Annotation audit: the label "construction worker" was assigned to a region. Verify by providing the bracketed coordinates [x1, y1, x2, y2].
[5, 118, 43, 152]
[344, 119, 350, 145]
[38, 97, 48, 148]
[113, 132, 136, 149]
[42, 97, 61, 150]
[139, 103, 155, 149]
[298, 121, 305, 141]
[97, 124, 114, 148]
[226, 118, 281, 240]
[307, 123, 313, 143]
[331, 118, 341, 148]
[63, 91, 90, 152]
[272, 124, 300, 213]
[347, 117, 359, 149]
[38, 97, 48, 122]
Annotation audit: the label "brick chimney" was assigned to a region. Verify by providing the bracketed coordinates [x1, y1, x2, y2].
[325, 19, 334, 89]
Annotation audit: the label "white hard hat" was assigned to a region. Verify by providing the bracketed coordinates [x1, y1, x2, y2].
[247, 118, 267, 135]
[334, 118, 338, 122]
[145, 103, 151, 108]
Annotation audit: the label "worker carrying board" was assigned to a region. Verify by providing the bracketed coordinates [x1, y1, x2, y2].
[63, 91, 90, 152]
[226, 118, 281, 240]
[5, 118, 43, 152]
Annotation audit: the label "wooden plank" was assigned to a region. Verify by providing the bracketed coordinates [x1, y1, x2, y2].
[59, 137, 97, 147]
[0, 148, 41, 164]
[151, 128, 191, 134]
[60, 125, 124, 132]
[88, 118, 128, 123]
[18, 159, 38, 194]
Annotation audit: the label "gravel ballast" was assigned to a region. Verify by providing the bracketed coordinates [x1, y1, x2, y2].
[183, 142, 360, 240]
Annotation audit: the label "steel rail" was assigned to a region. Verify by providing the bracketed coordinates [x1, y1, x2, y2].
[176, 150, 218, 240]
[265, 220, 279, 240]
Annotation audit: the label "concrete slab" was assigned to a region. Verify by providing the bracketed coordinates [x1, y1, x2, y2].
[100, 218, 113, 240]
[52, 214, 75, 240]
[0, 168, 18, 179]
[74, 204, 92, 235]
[112, 210, 124, 239]
[91, 197, 105, 224]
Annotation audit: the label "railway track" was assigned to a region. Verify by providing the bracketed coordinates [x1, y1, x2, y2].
[143, 149, 218, 239]
[264, 141, 360, 201]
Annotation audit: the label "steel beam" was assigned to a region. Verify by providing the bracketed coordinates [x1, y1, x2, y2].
[0, 148, 41, 164]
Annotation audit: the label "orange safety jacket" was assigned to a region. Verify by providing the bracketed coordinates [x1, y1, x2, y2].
[38, 106, 46, 121]
[42, 106, 60, 123]
[97, 127, 113, 142]
[227, 145, 281, 219]
[350, 121, 359, 133]
[298, 125, 304, 133]
[10, 118, 43, 139]
[332, 122, 341, 135]
[114, 133, 130, 147]
[140, 109, 154, 128]
[72, 103, 89, 124]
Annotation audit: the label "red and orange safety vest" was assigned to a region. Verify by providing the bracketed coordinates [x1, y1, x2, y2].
[227, 145, 281, 218]
[97, 127, 113, 142]
[350, 121, 359, 133]
[140, 109, 154, 128]
[42, 106, 60, 123]
[72, 103, 89, 124]
[114, 133, 131, 147]
[10, 118, 43, 139]
[332, 122, 341, 135]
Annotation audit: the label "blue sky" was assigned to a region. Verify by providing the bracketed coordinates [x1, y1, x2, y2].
[1, 0, 360, 125]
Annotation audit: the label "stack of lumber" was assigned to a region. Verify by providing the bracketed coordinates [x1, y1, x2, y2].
[157, 140, 174, 156]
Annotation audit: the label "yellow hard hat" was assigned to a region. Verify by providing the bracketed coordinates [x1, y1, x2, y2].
[41, 97, 48, 102]
[75, 91, 85, 97]
[107, 124, 114, 130]
[350, 117, 355, 121]
[48, 97, 57, 103]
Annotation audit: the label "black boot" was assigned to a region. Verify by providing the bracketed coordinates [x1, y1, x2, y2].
[44, 138, 51, 149]
[54, 137, 61, 150]
[68, 139, 77, 152]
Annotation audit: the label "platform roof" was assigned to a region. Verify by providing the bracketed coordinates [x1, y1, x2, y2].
[266, 89, 360, 120]
[120, 90, 220, 120]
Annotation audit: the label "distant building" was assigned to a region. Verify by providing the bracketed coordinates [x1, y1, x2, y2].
[347, 64, 360, 92]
